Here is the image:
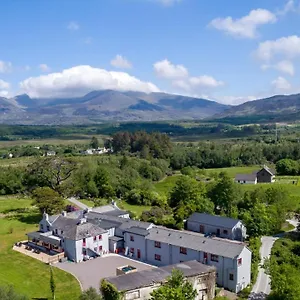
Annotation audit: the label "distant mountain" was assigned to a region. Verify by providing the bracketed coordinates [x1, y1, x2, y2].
[215, 94, 300, 120]
[0, 90, 229, 125]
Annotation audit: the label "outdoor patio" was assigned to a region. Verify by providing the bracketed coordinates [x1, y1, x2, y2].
[13, 241, 65, 264]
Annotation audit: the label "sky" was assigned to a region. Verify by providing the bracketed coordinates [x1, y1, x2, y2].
[1, 0, 300, 104]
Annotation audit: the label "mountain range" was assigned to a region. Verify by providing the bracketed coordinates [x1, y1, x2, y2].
[1, 90, 300, 124]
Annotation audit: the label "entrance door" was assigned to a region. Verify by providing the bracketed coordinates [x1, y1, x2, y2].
[137, 249, 141, 259]
[216, 229, 220, 236]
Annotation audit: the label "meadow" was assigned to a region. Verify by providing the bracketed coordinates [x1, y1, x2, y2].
[0, 196, 81, 300]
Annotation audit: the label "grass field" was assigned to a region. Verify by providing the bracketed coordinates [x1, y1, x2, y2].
[0, 196, 81, 299]
[0, 134, 108, 149]
[154, 175, 181, 196]
[205, 166, 263, 177]
[117, 201, 151, 217]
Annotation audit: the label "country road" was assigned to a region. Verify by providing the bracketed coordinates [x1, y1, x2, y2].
[248, 219, 298, 300]
[68, 197, 90, 210]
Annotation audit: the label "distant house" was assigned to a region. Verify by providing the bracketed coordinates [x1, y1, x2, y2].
[45, 150, 56, 156]
[235, 165, 275, 185]
[186, 212, 247, 241]
[256, 166, 275, 183]
[81, 147, 110, 155]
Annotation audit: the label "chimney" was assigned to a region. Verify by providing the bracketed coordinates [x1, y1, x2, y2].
[43, 211, 49, 221]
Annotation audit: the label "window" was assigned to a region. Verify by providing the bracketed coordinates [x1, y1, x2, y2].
[211, 254, 219, 262]
[155, 254, 161, 261]
[61, 230, 63, 234]
[99, 235, 102, 240]
[154, 241, 161, 248]
[229, 273, 234, 281]
[47, 226, 50, 231]
[223, 229, 228, 235]
[180, 247, 187, 255]
[130, 235, 134, 242]
[40, 224, 43, 230]
[199, 225, 205, 234]
[94, 236, 97, 241]
[238, 258, 242, 266]
[82, 249, 87, 255]
[130, 248, 134, 253]
[203, 252, 208, 259]
[99, 245, 103, 251]
[83, 238, 86, 246]
[55, 229, 58, 234]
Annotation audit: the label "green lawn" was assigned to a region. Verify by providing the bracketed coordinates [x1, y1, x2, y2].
[117, 201, 151, 217]
[154, 175, 181, 196]
[78, 198, 95, 207]
[0, 196, 81, 300]
[205, 166, 263, 178]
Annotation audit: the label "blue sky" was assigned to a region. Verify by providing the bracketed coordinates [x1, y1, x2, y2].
[0, 0, 300, 104]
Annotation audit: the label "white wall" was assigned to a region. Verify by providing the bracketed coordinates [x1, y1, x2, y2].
[124, 232, 147, 261]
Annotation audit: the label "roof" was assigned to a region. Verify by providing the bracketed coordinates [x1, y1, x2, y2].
[51, 215, 79, 231]
[63, 222, 107, 240]
[103, 209, 129, 217]
[187, 213, 240, 229]
[125, 226, 150, 236]
[86, 212, 152, 232]
[27, 231, 61, 246]
[257, 166, 275, 176]
[109, 236, 124, 242]
[106, 260, 215, 292]
[146, 227, 246, 259]
[92, 205, 118, 214]
[235, 173, 257, 181]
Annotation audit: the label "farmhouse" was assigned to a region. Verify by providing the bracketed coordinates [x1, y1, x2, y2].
[235, 165, 275, 184]
[106, 260, 216, 300]
[26, 208, 251, 293]
[186, 212, 247, 241]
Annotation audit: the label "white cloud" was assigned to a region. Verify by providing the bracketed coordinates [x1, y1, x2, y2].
[0, 79, 10, 98]
[110, 55, 132, 69]
[154, 59, 188, 79]
[271, 76, 291, 90]
[172, 80, 190, 91]
[19, 65, 160, 98]
[0, 61, 12, 73]
[209, 9, 277, 38]
[255, 35, 300, 61]
[261, 60, 294, 76]
[39, 64, 51, 72]
[189, 75, 224, 88]
[0, 79, 10, 90]
[277, 0, 300, 15]
[67, 21, 79, 31]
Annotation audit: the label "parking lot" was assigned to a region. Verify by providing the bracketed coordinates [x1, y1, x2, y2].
[55, 254, 155, 290]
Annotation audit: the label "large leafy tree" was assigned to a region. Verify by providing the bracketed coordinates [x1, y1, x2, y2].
[32, 187, 65, 215]
[150, 269, 197, 300]
[207, 172, 240, 217]
[26, 157, 77, 192]
[90, 136, 100, 149]
[169, 176, 214, 225]
[100, 279, 121, 300]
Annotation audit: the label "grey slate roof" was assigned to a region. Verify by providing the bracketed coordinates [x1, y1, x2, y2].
[109, 236, 124, 242]
[188, 212, 240, 229]
[51, 215, 79, 231]
[124, 226, 150, 236]
[103, 209, 129, 217]
[257, 166, 275, 176]
[63, 222, 107, 240]
[106, 260, 215, 292]
[86, 212, 152, 232]
[235, 173, 257, 181]
[146, 227, 245, 258]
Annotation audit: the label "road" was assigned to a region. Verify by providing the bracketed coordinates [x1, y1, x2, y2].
[67, 197, 90, 210]
[248, 236, 277, 300]
[249, 218, 298, 300]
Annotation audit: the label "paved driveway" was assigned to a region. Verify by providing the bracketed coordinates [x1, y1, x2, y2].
[55, 254, 155, 290]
